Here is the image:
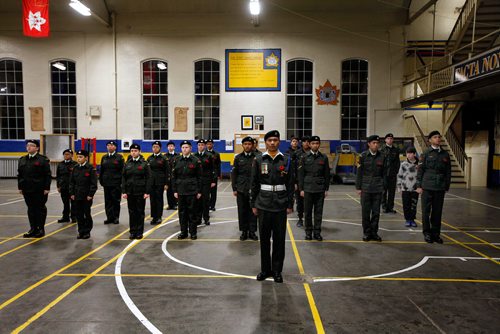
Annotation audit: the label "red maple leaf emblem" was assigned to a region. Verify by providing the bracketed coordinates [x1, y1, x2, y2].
[113, 160, 118, 165]
[34, 161, 40, 166]
[205, 159, 209, 164]
[319, 160, 324, 165]
[85, 172, 90, 177]
[189, 164, 195, 169]
[279, 165, 285, 171]
[138, 165, 143, 170]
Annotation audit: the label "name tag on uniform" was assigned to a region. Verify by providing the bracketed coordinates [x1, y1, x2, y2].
[261, 163, 269, 174]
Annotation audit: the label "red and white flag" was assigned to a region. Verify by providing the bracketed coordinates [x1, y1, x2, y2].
[23, 0, 50, 38]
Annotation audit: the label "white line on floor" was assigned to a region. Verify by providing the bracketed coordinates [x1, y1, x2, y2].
[0, 191, 58, 206]
[447, 193, 500, 210]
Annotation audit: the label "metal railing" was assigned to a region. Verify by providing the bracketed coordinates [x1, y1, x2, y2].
[447, 0, 477, 54]
[445, 129, 468, 174]
[403, 114, 427, 153]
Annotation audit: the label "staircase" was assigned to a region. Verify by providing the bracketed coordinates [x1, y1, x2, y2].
[447, 0, 500, 63]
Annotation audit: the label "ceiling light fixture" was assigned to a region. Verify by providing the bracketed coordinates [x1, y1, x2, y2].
[52, 62, 67, 71]
[157, 62, 167, 70]
[69, 0, 91, 16]
[249, 0, 261, 16]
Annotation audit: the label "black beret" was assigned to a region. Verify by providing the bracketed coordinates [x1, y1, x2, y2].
[197, 139, 206, 144]
[310, 136, 320, 142]
[180, 140, 192, 146]
[301, 136, 311, 142]
[206, 139, 214, 143]
[76, 150, 89, 157]
[264, 130, 280, 141]
[26, 139, 39, 147]
[106, 141, 117, 146]
[367, 135, 380, 143]
[406, 146, 417, 154]
[252, 138, 258, 143]
[129, 143, 141, 150]
[428, 130, 441, 139]
[63, 149, 73, 154]
[167, 141, 175, 146]
[152, 141, 162, 147]
[242, 136, 253, 144]
[385, 133, 394, 139]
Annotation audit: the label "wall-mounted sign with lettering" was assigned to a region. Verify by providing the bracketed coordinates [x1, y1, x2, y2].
[453, 46, 500, 85]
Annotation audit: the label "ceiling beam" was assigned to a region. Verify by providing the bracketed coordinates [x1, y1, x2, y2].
[407, 0, 438, 25]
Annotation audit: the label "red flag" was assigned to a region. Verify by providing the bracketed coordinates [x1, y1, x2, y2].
[23, 0, 50, 38]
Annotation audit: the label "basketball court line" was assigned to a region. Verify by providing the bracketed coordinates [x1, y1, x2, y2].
[446, 193, 500, 209]
[0, 191, 58, 206]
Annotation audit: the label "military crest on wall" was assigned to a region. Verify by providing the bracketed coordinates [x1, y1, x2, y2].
[315, 80, 339, 105]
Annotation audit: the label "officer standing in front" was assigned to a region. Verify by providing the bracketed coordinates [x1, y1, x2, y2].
[356, 135, 386, 242]
[122, 144, 151, 240]
[381, 133, 400, 214]
[56, 149, 77, 223]
[172, 140, 202, 240]
[294, 136, 310, 227]
[165, 141, 178, 210]
[99, 141, 124, 224]
[416, 130, 451, 244]
[206, 139, 221, 211]
[147, 141, 169, 225]
[69, 150, 98, 239]
[298, 136, 330, 241]
[194, 139, 216, 226]
[231, 136, 258, 241]
[251, 130, 294, 283]
[17, 140, 52, 238]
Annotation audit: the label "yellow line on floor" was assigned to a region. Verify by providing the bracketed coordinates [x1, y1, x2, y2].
[313, 276, 500, 284]
[441, 220, 500, 251]
[287, 221, 325, 334]
[11, 211, 178, 333]
[56, 273, 249, 278]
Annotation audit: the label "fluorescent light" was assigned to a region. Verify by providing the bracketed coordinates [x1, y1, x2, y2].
[69, 0, 91, 16]
[52, 62, 66, 71]
[249, 0, 260, 15]
[0, 87, 7, 92]
[157, 62, 167, 70]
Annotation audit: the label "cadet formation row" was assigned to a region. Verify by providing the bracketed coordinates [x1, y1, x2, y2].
[17, 129, 450, 283]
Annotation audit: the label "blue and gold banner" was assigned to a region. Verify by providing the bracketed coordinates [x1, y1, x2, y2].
[225, 49, 281, 91]
[453, 46, 500, 85]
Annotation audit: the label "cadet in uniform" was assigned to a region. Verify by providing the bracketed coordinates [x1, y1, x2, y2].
[172, 140, 202, 240]
[206, 139, 221, 211]
[56, 149, 77, 223]
[147, 141, 169, 225]
[122, 144, 151, 240]
[17, 140, 51, 238]
[298, 136, 330, 241]
[416, 130, 451, 244]
[380, 133, 400, 214]
[165, 141, 178, 210]
[294, 136, 310, 227]
[251, 130, 294, 283]
[356, 135, 386, 242]
[99, 141, 124, 224]
[252, 138, 262, 157]
[231, 136, 258, 241]
[69, 150, 98, 239]
[194, 139, 216, 225]
[286, 136, 299, 155]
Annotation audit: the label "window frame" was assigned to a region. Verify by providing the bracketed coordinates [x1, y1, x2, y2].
[0, 58, 25, 140]
[194, 58, 220, 140]
[141, 58, 169, 140]
[286, 58, 314, 140]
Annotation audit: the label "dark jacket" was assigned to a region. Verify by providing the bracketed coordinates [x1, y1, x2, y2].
[147, 153, 169, 187]
[69, 163, 98, 200]
[17, 153, 52, 193]
[56, 160, 78, 191]
[298, 151, 331, 193]
[194, 151, 217, 184]
[171, 154, 202, 196]
[99, 152, 125, 187]
[416, 147, 452, 191]
[355, 150, 387, 193]
[165, 152, 178, 184]
[207, 149, 221, 178]
[293, 148, 310, 182]
[122, 158, 152, 195]
[380, 145, 401, 177]
[231, 151, 255, 193]
[250, 152, 295, 212]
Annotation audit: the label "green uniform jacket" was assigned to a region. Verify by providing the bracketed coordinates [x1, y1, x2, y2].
[380, 145, 401, 177]
[293, 148, 309, 183]
[171, 154, 202, 196]
[69, 163, 98, 200]
[122, 158, 152, 195]
[17, 153, 52, 193]
[355, 150, 387, 193]
[250, 152, 295, 212]
[147, 153, 169, 187]
[207, 149, 221, 178]
[231, 151, 255, 193]
[99, 152, 125, 187]
[416, 147, 452, 191]
[56, 160, 78, 191]
[194, 151, 217, 184]
[298, 151, 331, 193]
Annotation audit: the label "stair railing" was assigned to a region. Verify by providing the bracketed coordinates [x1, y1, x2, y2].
[445, 129, 471, 188]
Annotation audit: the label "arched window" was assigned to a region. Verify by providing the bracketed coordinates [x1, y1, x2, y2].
[194, 59, 220, 139]
[51, 59, 77, 136]
[286, 59, 313, 139]
[142, 59, 168, 140]
[0, 59, 25, 139]
[341, 59, 368, 140]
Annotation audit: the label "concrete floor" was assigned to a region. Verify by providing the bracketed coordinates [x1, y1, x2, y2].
[0, 179, 499, 333]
